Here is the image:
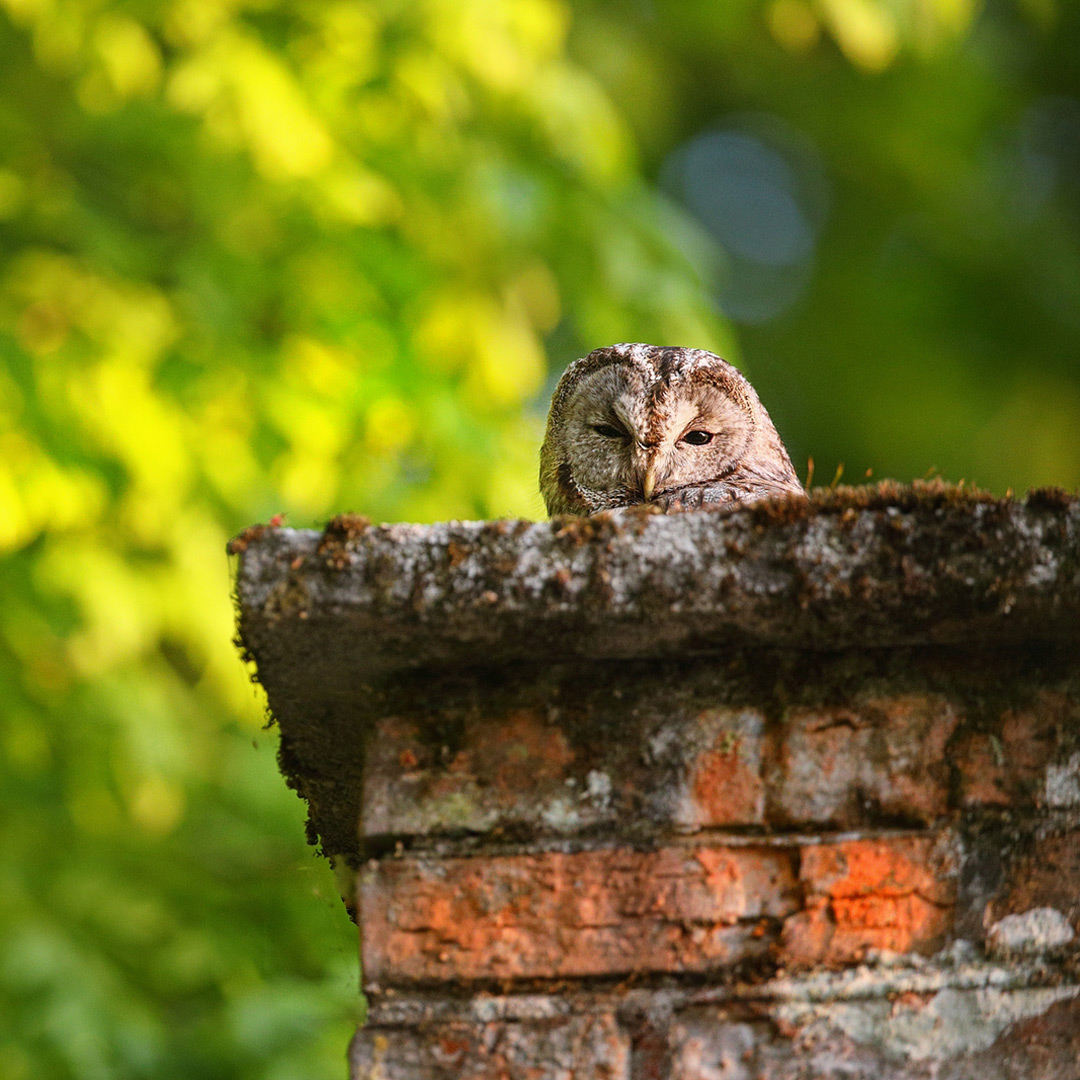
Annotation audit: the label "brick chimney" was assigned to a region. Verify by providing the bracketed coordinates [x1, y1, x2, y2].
[233, 484, 1080, 1078]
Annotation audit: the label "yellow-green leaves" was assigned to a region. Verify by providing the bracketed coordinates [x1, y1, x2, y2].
[0, 2, 722, 1072]
[767, 0, 986, 70]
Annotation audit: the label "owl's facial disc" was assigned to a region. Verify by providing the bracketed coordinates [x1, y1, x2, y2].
[559, 369, 753, 509]
[642, 389, 752, 501]
[540, 344, 802, 517]
[557, 366, 658, 508]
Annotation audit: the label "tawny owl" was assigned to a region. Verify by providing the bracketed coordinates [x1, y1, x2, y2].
[539, 343, 805, 516]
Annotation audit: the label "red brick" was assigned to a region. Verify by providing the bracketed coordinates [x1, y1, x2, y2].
[954, 994, 1080, 1078]
[681, 708, 765, 828]
[665, 993, 1080, 1080]
[781, 835, 956, 967]
[954, 691, 1072, 809]
[363, 709, 578, 836]
[985, 830, 1080, 934]
[351, 1013, 628, 1079]
[359, 844, 798, 987]
[769, 694, 958, 827]
[668, 1015, 761, 1080]
[362, 703, 768, 840]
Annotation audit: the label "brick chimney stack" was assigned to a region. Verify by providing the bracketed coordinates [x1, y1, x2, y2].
[234, 484, 1080, 1078]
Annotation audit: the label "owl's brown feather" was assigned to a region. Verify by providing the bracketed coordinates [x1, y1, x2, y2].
[540, 343, 804, 517]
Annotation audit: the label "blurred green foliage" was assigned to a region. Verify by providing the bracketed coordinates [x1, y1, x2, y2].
[0, 0, 1076, 1076]
[572, 0, 1080, 490]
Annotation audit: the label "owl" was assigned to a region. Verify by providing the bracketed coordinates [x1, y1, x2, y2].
[539, 343, 805, 516]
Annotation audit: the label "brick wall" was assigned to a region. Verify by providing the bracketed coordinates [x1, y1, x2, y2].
[234, 486, 1080, 1079]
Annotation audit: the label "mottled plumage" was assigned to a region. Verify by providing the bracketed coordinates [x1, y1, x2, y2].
[540, 343, 804, 516]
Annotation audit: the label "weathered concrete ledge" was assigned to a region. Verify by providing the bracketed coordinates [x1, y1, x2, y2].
[235, 484, 1080, 691]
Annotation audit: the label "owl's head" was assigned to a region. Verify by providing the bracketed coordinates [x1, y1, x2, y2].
[539, 343, 801, 516]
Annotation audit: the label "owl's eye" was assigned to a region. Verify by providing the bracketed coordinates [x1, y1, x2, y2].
[592, 424, 625, 438]
[682, 430, 714, 446]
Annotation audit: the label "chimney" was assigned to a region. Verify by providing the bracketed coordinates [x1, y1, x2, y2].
[233, 484, 1080, 1078]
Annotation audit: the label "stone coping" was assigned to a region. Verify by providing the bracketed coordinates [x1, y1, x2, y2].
[234, 483, 1080, 686]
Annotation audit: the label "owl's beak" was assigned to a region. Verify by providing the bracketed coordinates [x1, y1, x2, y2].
[642, 466, 657, 502]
